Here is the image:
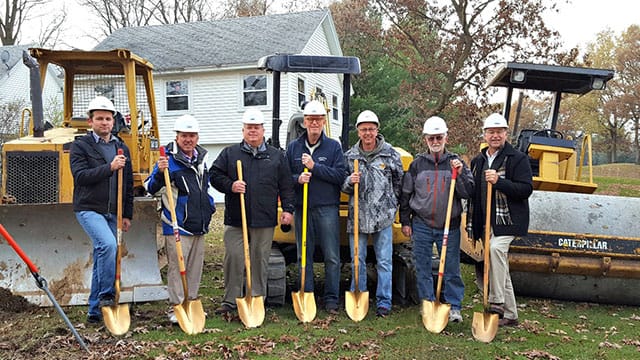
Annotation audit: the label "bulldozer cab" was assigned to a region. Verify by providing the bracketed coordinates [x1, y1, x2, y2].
[487, 62, 614, 193]
[0, 49, 166, 306]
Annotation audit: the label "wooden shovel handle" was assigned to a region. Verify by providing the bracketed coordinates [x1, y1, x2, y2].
[237, 160, 253, 296]
[300, 168, 309, 291]
[115, 149, 124, 301]
[159, 147, 190, 299]
[353, 160, 360, 290]
[483, 182, 493, 307]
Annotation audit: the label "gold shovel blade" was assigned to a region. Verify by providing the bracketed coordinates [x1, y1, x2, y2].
[345, 290, 369, 322]
[102, 303, 130, 336]
[291, 291, 316, 323]
[421, 299, 451, 333]
[174, 300, 206, 335]
[471, 311, 499, 343]
[237, 295, 265, 328]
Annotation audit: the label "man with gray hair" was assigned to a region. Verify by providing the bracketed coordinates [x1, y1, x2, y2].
[211, 109, 295, 315]
[342, 110, 404, 317]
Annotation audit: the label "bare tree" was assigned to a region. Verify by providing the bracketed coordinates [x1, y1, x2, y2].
[0, 0, 48, 45]
[153, 0, 215, 23]
[35, 6, 67, 47]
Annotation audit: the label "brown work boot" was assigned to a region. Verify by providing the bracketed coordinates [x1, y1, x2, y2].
[214, 303, 235, 315]
[498, 317, 519, 327]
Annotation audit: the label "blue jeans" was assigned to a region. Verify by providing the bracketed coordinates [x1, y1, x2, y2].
[350, 225, 392, 310]
[295, 204, 340, 307]
[412, 217, 464, 310]
[75, 211, 117, 317]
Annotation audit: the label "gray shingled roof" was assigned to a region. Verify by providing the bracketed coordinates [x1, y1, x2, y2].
[94, 10, 328, 72]
[0, 44, 31, 75]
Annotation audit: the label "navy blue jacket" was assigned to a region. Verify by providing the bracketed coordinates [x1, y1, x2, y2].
[70, 132, 134, 219]
[286, 132, 347, 208]
[144, 142, 216, 236]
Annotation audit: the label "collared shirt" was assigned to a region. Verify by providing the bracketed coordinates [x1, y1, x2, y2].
[487, 148, 501, 168]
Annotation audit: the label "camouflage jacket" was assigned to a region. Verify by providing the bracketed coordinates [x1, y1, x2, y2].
[342, 135, 404, 233]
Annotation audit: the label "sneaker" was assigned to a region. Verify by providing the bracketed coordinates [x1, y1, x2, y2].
[449, 309, 463, 323]
[167, 308, 178, 324]
[214, 303, 235, 315]
[87, 314, 102, 324]
[498, 317, 519, 327]
[488, 303, 505, 319]
[376, 307, 390, 318]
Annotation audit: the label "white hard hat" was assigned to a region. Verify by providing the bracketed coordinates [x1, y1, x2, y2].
[242, 108, 264, 124]
[173, 114, 200, 132]
[483, 113, 509, 129]
[303, 100, 326, 116]
[422, 116, 448, 135]
[356, 110, 379, 126]
[87, 96, 115, 115]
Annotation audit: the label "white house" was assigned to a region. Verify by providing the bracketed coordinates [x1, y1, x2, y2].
[94, 10, 348, 153]
[0, 44, 63, 131]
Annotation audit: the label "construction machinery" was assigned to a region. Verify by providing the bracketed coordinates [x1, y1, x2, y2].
[0, 48, 166, 306]
[461, 62, 640, 305]
[257, 54, 417, 306]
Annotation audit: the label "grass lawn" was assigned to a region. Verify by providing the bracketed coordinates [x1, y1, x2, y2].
[1, 165, 639, 359]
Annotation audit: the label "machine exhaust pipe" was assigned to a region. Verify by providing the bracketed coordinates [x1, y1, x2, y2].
[22, 50, 44, 138]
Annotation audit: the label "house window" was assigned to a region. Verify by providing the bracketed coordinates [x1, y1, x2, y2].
[332, 94, 339, 120]
[243, 75, 267, 106]
[297, 77, 306, 108]
[166, 80, 189, 111]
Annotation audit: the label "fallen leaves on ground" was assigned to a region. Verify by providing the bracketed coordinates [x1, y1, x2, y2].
[515, 349, 561, 359]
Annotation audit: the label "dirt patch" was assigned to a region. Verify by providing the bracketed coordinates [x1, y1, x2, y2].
[0, 287, 38, 313]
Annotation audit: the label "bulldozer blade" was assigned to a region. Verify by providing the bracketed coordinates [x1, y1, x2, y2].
[237, 295, 266, 328]
[174, 300, 206, 335]
[471, 311, 499, 343]
[0, 200, 167, 306]
[102, 302, 131, 336]
[345, 290, 368, 322]
[421, 299, 451, 333]
[291, 291, 316, 323]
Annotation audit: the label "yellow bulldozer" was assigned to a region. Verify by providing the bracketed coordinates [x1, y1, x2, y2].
[462, 62, 640, 305]
[0, 48, 166, 306]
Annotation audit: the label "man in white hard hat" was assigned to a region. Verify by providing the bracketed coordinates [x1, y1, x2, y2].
[70, 96, 134, 324]
[468, 113, 532, 327]
[399, 116, 474, 324]
[286, 100, 347, 315]
[144, 114, 216, 324]
[342, 110, 404, 317]
[211, 108, 295, 316]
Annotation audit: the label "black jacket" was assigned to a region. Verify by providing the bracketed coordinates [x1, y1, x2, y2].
[211, 141, 295, 228]
[469, 141, 532, 239]
[70, 132, 134, 219]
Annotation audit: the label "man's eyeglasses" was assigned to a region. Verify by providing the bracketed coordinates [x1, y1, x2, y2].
[358, 127, 378, 133]
[426, 135, 444, 142]
[304, 118, 325, 124]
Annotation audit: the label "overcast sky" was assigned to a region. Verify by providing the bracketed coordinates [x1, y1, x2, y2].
[20, 0, 640, 53]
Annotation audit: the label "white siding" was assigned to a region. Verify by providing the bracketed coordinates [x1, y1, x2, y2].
[0, 65, 63, 120]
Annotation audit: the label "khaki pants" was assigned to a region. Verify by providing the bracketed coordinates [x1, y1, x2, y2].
[165, 234, 204, 305]
[488, 234, 518, 320]
[222, 226, 274, 306]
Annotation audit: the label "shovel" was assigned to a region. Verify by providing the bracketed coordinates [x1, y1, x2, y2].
[159, 147, 205, 334]
[236, 160, 266, 328]
[0, 224, 89, 352]
[103, 148, 131, 336]
[422, 166, 458, 333]
[345, 159, 369, 322]
[472, 181, 499, 342]
[292, 168, 317, 323]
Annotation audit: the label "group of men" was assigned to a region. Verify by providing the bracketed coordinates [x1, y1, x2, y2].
[71, 95, 531, 329]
